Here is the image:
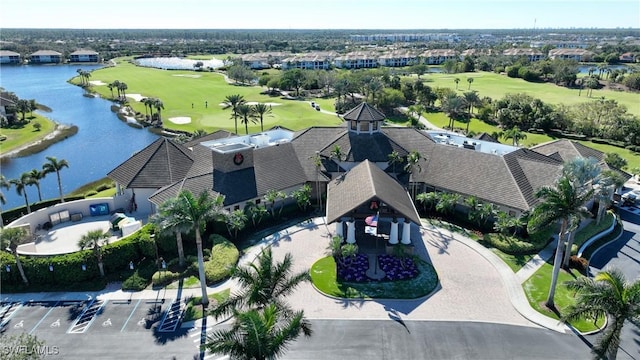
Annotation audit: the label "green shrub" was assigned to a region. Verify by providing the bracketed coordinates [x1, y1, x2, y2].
[122, 271, 148, 291]
[85, 190, 98, 197]
[204, 237, 239, 284]
[482, 230, 552, 255]
[151, 270, 180, 287]
[95, 183, 113, 192]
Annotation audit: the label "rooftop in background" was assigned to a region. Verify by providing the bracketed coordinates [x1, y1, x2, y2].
[425, 131, 519, 156]
[200, 128, 294, 153]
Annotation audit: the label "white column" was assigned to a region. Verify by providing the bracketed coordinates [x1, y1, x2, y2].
[389, 221, 399, 245]
[346, 220, 356, 244]
[335, 220, 343, 239]
[401, 220, 411, 244]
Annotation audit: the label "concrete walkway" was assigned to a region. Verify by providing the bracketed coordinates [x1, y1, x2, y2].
[2, 217, 572, 333]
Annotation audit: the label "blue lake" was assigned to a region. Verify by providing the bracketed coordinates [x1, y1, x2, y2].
[0, 65, 159, 210]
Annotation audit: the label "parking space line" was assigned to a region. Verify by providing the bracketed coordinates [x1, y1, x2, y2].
[121, 299, 141, 332]
[157, 298, 184, 332]
[0, 302, 23, 330]
[28, 301, 59, 334]
[68, 299, 106, 334]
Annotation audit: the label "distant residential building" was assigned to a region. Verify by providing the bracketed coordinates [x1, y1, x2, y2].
[69, 49, 99, 63]
[502, 48, 544, 62]
[548, 48, 594, 62]
[420, 49, 458, 65]
[29, 50, 62, 64]
[0, 50, 21, 64]
[349, 33, 460, 43]
[241, 52, 289, 69]
[459, 48, 496, 59]
[531, 41, 588, 49]
[281, 51, 337, 70]
[334, 51, 379, 69]
[0, 92, 16, 118]
[377, 50, 419, 67]
[619, 52, 636, 63]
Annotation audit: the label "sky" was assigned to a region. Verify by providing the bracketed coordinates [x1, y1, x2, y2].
[1, 0, 639, 30]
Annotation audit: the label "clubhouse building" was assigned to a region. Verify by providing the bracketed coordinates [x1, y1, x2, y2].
[108, 103, 622, 245]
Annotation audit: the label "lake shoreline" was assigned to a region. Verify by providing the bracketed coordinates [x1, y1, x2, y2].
[0, 123, 78, 160]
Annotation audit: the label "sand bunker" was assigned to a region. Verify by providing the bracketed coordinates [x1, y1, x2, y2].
[168, 117, 192, 124]
[89, 80, 107, 86]
[126, 94, 145, 102]
[172, 74, 201, 78]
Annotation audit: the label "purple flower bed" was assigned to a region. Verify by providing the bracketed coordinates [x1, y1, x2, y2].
[378, 255, 419, 281]
[336, 254, 369, 282]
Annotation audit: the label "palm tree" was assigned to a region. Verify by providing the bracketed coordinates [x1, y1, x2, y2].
[562, 268, 640, 360]
[209, 247, 310, 319]
[441, 94, 466, 130]
[528, 176, 594, 308]
[502, 126, 527, 146]
[78, 229, 109, 277]
[387, 150, 402, 176]
[237, 104, 254, 135]
[160, 190, 226, 306]
[27, 169, 45, 202]
[454, 77, 460, 90]
[205, 304, 312, 360]
[329, 145, 345, 175]
[252, 103, 272, 132]
[107, 82, 115, 99]
[151, 196, 190, 267]
[594, 170, 626, 225]
[224, 94, 246, 134]
[10, 172, 33, 213]
[141, 97, 152, 118]
[404, 150, 423, 201]
[111, 80, 121, 99]
[42, 156, 69, 203]
[309, 152, 323, 209]
[467, 77, 474, 89]
[152, 98, 164, 124]
[225, 209, 247, 240]
[117, 82, 128, 101]
[0, 175, 10, 228]
[0, 227, 30, 285]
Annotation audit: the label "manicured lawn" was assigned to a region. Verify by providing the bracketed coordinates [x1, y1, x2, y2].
[82, 60, 342, 134]
[577, 140, 640, 170]
[522, 263, 605, 333]
[420, 71, 640, 117]
[572, 213, 615, 254]
[183, 289, 231, 321]
[310, 256, 438, 299]
[491, 250, 535, 273]
[0, 114, 56, 154]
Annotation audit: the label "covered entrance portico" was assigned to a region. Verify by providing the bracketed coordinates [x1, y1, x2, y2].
[326, 160, 421, 248]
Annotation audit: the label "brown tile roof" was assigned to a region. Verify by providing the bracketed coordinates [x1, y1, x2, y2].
[474, 132, 499, 143]
[30, 50, 62, 56]
[318, 131, 410, 163]
[291, 127, 347, 180]
[326, 160, 420, 224]
[342, 102, 386, 122]
[149, 142, 308, 207]
[107, 138, 194, 188]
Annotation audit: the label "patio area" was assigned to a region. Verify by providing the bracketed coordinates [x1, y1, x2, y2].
[16, 212, 149, 256]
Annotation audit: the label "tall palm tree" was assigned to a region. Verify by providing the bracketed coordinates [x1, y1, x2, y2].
[252, 103, 272, 132]
[441, 93, 466, 130]
[111, 80, 122, 99]
[209, 247, 310, 319]
[206, 304, 312, 360]
[107, 82, 115, 99]
[467, 77, 474, 90]
[78, 229, 109, 277]
[454, 77, 460, 90]
[387, 150, 402, 176]
[502, 126, 527, 146]
[10, 172, 33, 213]
[329, 145, 345, 175]
[0, 175, 10, 228]
[594, 170, 626, 225]
[117, 82, 128, 101]
[404, 151, 423, 201]
[0, 227, 30, 285]
[159, 190, 226, 306]
[237, 104, 254, 135]
[562, 268, 640, 360]
[42, 156, 69, 203]
[528, 175, 594, 308]
[151, 196, 188, 267]
[27, 169, 45, 202]
[153, 98, 164, 124]
[224, 94, 246, 134]
[141, 97, 152, 118]
[309, 152, 323, 209]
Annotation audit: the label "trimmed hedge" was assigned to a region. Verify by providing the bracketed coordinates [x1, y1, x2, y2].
[481, 228, 553, 255]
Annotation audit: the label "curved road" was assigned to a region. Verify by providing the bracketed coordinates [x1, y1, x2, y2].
[588, 208, 640, 360]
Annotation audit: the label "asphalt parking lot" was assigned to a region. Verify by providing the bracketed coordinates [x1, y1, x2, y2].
[0, 298, 174, 336]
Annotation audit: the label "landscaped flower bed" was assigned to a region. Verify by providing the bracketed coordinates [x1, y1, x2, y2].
[336, 254, 369, 282]
[378, 255, 419, 281]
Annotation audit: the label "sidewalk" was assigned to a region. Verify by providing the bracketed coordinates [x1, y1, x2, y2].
[2, 217, 571, 333]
